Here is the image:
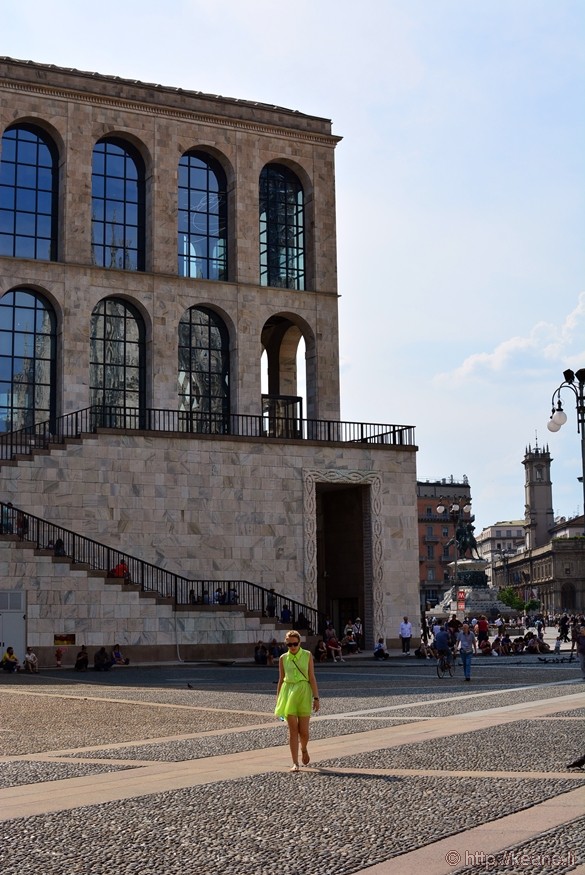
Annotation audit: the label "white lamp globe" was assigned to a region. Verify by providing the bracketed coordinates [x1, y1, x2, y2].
[552, 408, 567, 426]
[547, 419, 561, 433]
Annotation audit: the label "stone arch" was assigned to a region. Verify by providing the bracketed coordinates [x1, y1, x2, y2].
[261, 313, 316, 421]
[560, 581, 576, 611]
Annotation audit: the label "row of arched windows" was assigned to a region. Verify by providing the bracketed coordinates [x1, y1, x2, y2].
[0, 124, 306, 290]
[0, 289, 230, 434]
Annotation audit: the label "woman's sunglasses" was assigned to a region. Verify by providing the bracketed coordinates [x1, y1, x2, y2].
[286, 641, 300, 647]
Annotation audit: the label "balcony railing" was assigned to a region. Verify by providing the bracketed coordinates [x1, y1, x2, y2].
[0, 405, 415, 460]
[0, 502, 323, 634]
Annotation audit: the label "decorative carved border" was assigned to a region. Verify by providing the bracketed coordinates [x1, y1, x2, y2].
[303, 469, 384, 638]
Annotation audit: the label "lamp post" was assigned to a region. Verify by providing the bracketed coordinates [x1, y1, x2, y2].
[436, 498, 472, 594]
[547, 368, 585, 535]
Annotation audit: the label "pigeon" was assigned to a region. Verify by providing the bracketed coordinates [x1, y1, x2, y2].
[567, 755, 585, 769]
[187, 683, 194, 689]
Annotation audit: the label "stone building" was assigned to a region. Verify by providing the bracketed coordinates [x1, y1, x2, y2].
[476, 521, 525, 587]
[0, 57, 419, 662]
[490, 446, 584, 614]
[416, 477, 472, 610]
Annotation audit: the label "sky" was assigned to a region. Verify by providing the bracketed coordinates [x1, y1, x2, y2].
[3, 0, 584, 532]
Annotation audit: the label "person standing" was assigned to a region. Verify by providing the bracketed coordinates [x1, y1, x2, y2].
[576, 626, 585, 681]
[399, 616, 412, 654]
[275, 630, 320, 771]
[457, 622, 478, 681]
[352, 618, 363, 651]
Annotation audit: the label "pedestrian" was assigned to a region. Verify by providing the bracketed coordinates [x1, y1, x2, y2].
[399, 615, 412, 654]
[374, 637, 390, 660]
[16, 511, 28, 541]
[274, 630, 320, 771]
[111, 644, 130, 666]
[74, 645, 89, 672]
[352, 618, 363, 651]
[576, 626, 585, 682]
[457, 622, 477, 681]
[1, 646, 21, 672]
[23, 646, 39, 673]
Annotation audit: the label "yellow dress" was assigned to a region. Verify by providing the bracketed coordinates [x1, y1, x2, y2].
[274, 647, 313, 718]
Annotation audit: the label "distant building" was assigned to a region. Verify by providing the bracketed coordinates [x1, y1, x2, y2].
[417, 477, 472, 611]
[488, 445, 584, 614]
[476, 521, 525, 586]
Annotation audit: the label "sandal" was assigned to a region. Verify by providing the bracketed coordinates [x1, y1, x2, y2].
[290, 763, 300, 772]
[301, 748, 310, 766]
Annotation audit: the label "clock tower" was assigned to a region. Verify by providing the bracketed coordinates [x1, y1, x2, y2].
[523, 444, 554, 549]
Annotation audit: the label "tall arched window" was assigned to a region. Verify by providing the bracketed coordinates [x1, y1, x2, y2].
[178, 151, 227, 281]
[178, 307, 230, 431]
[91, 139, 145, 271]
[259, 164, 305, 290]
[0, 124, 58, 261]
[90, 299, 145, 421]
[0, 290, 56, 433]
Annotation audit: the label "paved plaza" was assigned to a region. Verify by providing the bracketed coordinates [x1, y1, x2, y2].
[0, 650, 584, 875]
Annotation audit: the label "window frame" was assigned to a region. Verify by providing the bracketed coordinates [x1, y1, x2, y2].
[0, 124, 59, 261]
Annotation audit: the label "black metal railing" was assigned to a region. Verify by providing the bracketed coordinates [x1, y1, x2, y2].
[0, 405, 415, 460]
[0, 502, 322, 634]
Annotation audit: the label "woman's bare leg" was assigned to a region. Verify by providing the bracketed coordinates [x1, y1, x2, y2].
[286, 716, 300, 767]
[298, 716, 310, 765]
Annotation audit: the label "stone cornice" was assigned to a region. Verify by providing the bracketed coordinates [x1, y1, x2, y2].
[0, 79, 342, 148]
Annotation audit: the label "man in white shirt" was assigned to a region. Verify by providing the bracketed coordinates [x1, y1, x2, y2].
[399, 616, 413, 654]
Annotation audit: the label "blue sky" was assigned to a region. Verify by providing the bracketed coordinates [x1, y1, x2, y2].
[3, 0, 584, 531]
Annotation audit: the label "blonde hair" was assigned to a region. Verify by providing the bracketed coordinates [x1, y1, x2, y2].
[285, 630, 302, 643]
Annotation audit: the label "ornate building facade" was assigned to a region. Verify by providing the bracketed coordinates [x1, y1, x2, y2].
[0, 58, 419, 661]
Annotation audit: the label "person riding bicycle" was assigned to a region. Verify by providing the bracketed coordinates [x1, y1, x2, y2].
[434, 625, 452, 666]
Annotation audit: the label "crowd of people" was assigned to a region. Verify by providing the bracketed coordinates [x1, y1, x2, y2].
[418, 612, 585, 661]
[0, 643, 131, 673]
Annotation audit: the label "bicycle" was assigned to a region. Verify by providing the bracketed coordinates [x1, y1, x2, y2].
[436, 652, 454, 678]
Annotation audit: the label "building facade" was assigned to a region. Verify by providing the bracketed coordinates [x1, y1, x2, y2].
[0, 58, 420, 661]
[489, 446, 584, 614]
[476, 521, 525, 587]
[417, 477, 472, 610]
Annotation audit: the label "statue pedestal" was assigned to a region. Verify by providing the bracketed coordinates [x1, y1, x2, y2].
[439, 560, 511, 619]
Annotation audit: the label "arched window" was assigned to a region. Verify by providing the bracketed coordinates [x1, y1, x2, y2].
[0, 289, 56, 433]
[178, 152, 227, 280]
[0, 124, 58, 261]
[91, 139, 145, 271]
[90, 299, 145, 421]
[259, 164, 305, 290]
[178, 307, 230, 431]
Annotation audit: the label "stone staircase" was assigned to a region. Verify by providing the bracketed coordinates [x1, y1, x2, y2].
[0, 532, 297, 667]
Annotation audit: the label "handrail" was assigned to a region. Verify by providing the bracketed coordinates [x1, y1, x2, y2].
[0, 502, 323, 636]
[0, 405, 415, 461]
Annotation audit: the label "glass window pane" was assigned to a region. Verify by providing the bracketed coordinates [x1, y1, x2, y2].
[0, 290, 56, 432]
[0, 125, 58, 263]
[92, 139, 145, 273]
[177, 151, 227, 281]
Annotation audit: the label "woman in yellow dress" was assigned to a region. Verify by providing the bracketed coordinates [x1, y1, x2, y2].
[275, 630, 320, 771]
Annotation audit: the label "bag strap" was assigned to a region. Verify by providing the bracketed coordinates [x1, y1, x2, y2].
[290, 654, 309, 681]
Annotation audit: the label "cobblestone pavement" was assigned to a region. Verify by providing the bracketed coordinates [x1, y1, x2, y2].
[0, 656, 583, 875]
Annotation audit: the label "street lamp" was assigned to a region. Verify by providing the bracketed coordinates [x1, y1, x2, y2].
[436, 498, 472, 591]
[547, 368, 585, 535]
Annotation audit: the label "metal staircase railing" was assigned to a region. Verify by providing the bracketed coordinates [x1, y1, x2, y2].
[0, 502, 323, 635]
